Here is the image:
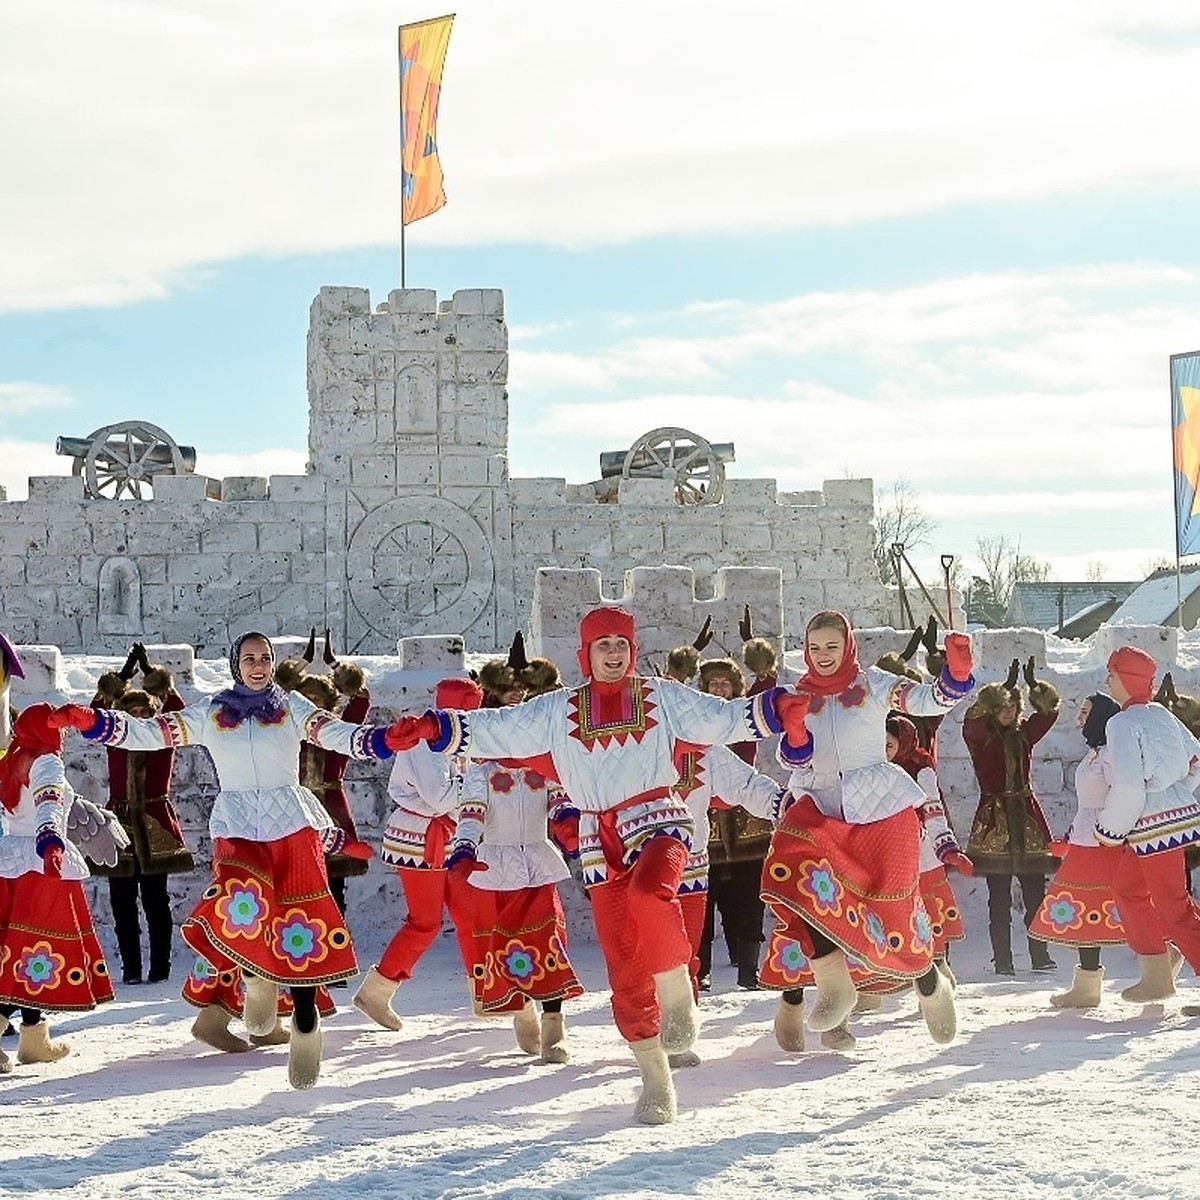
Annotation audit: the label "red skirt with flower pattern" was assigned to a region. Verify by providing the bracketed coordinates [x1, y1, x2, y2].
[0, 872, 113, 1011]
[920, 866, 966, 956]
[181, 829, 357, 987]
[468, 883, 583, 1014]
[759, 796, 933, 986]
[182, 954, 337, 1018]
[1028, 845, 1126, 947]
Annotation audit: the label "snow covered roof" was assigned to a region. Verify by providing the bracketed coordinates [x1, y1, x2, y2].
[1107, 569, 1200, 627]
[1008, 581, 1138, 631]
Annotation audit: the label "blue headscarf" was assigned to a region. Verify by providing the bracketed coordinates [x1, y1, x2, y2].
[212, 631, 288, 725]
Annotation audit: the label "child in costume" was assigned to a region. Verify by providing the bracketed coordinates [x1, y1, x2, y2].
[962, 657, 1061, 974]
[57, 631, 384, 1089]
[759, 611, 975, 1049]
[0, 704, 116, 1070]
[352, 677, 486, 1032]
[885, 715, 971, 985]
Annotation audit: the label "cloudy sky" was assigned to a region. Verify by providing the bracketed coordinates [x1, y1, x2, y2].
[3, 0, 1200, 585]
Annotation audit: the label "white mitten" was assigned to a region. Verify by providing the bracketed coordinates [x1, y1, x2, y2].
[67, 796, 131, 867]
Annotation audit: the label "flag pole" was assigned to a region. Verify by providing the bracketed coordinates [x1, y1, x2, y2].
[1173, 354, 1184, 627]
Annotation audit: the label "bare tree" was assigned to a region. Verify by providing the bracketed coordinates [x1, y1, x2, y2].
[1085, 561, 1108, 582]
[873, 480, 936, 584]
[975, 535, 1052, 620]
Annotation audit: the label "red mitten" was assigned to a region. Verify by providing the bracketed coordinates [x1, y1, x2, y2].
[51, 704, 100, 733]
[384, 712, 441, 751]
[343, 839, 374, 862]
[42, 845, 64, 878]
[943, 633, 973, 683]
[943, 850, 974, 877]
[775, 690, 812, 744]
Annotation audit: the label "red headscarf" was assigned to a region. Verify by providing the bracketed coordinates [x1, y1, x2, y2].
[1107, 646, 1157, 706]
[797, 611, 861, 697]
[576, 606, 638, 678]
[886, 714, 935, 780]
[0, 703, 64, 813]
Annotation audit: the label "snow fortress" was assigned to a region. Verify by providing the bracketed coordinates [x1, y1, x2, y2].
[0, 286, 887, 656]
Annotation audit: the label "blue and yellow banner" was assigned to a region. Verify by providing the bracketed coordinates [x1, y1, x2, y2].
[399, 15, 454, 226]
[1171, 350, 1200, 555]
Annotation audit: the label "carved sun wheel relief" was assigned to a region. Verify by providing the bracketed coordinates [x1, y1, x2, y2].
[346, 497, 494, 636]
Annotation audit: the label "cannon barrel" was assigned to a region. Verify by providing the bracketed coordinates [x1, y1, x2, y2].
[56, 436, 197, 474]
[599, 441, 735, 479]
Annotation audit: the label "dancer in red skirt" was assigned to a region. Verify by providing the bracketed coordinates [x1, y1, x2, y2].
[57, 631, 386, 1089]
[885, 715, 972, 982]
[353, 677, 487, 1032]
[1027, 692, 1166, 1008]
[385, 606, 793, 1125]
[0, 703, 115, 1070]
[759, 611, 975, 1049]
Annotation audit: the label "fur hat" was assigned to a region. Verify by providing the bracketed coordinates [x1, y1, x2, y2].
[478, 659, 519, 701]
[520, 657, 561, 697]
[274, 659, 307, 693]
[665, 645, 701, 684]
[332, 661, 366, 698]
[93, 671, 128, 705]
[141, 665, 176, 700]
[297, 674, 338, 711]
[115, 688, 158, 715]
[875, 652, 922, 682]
[924, 646, 946, 677]
[742, 637, 777, 679]
[971, 681, 1021, 718]
[698, 658, 746, 697]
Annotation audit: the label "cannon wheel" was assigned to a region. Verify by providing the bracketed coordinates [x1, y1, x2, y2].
[75, 421, 186, 500]
[621, 426, 725, 505]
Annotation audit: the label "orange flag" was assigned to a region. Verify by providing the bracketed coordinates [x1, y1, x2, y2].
[399, 15, 454, 226]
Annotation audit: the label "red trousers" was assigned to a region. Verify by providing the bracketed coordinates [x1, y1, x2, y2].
[378, 867, 478, 983]
[1111, 847, 1200, 969]
[679, 890, 708, 1000]
[588, 836, 690, 1043]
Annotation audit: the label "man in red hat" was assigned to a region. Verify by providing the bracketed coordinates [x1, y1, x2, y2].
[1095, 645, 1200, 1003]
[385, 606, 795, 1124]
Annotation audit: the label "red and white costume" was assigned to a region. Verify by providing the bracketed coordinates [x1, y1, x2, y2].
[79, 690, 394, 990]
[0, 707, 113, 1011]
[451, 761, 583, 1013]
[760, 625, 973, 991]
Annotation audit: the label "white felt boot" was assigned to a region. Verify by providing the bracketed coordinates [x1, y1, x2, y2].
[242, 971, 280, 1037]
[352, 966, 404, 1031]
[935, 957, 958, 990]
[0, 1015, 10, 1074]
[539, 1011, 570, 1063]
[250, 1020, 290, 1046]
[288, 1015, 323, 1090]
[16, 1019, 70, 1064]
[654, 963, 698, 1053]
[916, 969, 958, 1044]
[630, 1036, 677, 1125]
[774, 996, 806, 1051]
[852, 991, 883, 1013]
[513, 999, 541, 1054]
[1050, 966, 1103, 1009]
[806, 950, 856, 1033]
[820, 1020, 857, 1051]
[191, 1005, 251, 1053]
[1121, 953, 1175, 1003]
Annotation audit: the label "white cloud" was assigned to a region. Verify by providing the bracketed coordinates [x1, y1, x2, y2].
[0, 382, 76, 415]
[4, 2, 1200, 311]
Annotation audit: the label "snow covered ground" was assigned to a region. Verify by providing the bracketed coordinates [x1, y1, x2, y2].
[4, 900, 1199, 1200]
